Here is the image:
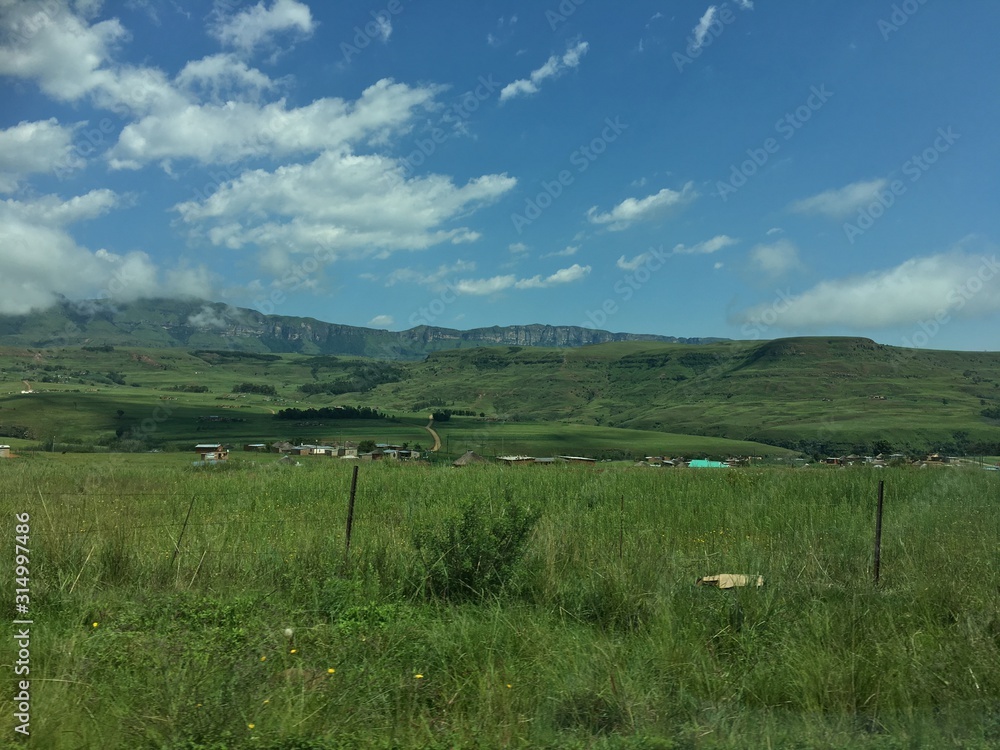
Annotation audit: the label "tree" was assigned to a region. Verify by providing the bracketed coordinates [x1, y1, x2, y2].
[358, 440, 376, 453]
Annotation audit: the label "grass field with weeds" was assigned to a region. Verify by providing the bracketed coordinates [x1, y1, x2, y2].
[1, 457, 998, 748]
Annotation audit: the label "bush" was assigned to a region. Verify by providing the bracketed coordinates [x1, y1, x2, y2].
[413, 495, 540, 601]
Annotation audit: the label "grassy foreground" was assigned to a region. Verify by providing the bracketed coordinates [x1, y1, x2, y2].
[1, 457, 999, 749]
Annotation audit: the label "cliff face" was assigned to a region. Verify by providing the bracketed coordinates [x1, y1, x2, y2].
[0, 298, 723, 358]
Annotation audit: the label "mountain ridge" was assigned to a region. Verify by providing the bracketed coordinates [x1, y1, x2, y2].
[0, 297, 725, 359]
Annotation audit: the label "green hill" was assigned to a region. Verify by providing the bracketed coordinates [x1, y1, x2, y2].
[354, 337, 1000, 455]
[1, 336, 998, 457]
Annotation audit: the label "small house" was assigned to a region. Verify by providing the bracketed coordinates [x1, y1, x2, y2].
[194, 443, 228, 462]
[558, 456, 597, 465]
[687, 459, 729, 469]
[0, 445, 11, 458]
[244, 443, 268, 452]
[497, 455, 535, 466]
[453, 450, 488, 467]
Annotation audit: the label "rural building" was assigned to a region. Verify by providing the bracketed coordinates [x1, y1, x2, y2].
[244, 443, 268, 452]
[497, 455, 535, 466]
[558, 455, 597, 465]
[0, 445, 11, 458]
[453, 450, 488, 467]
[687, 459, 729, 469]
[272, 441, 295, 454]
[334, 442, 358, 458]
[383, 448, 421, 460]
[194, 443, 228, 462]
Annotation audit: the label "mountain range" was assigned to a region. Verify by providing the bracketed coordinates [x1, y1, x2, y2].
[0, 298, 723, 359]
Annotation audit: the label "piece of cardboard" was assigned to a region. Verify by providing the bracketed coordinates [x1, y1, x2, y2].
[696, 574, 764, 589]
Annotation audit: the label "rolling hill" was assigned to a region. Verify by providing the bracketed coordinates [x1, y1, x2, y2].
[1, 335, 999, 457]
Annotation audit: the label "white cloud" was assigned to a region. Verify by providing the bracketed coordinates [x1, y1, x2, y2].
[616, 235, 735, 270]
[749, 240, 802, 276]
[508, 242, 528, 254]
[738, 249, 1000, 330]
[386, 260, 476, 288]
[0, 118, 85, 191]
[587, 182, 697, 230]
[734, 0, 754, 9]
[0, 191, 211, 314]
[616, 253, 652, 271]
[210, 0, 315, 55]
[174, 150, 515, 260]
[500, 40, 589, 101]
[454, 275, 517, 296]
[766, 227, 784, 236]
[375, 15, 392, 43]
[367, 314, 394, 328]
[674, 235, 737, 255]
[455, 264, 591, 295]
[542, 245, 578, 258]
[0, 1, 127, 102]
[187, 304, 233, 328]
[790, 179, 889, 219]
[109, 78, 441, 168]
[174, 54, 277, 103]
[691, 7, 718, 51]
[4, 189, 120, 225]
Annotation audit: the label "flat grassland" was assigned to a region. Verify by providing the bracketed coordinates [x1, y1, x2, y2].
[1, 456, 998, 749]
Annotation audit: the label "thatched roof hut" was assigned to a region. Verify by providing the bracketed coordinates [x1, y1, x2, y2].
[452, 450, 488, 467]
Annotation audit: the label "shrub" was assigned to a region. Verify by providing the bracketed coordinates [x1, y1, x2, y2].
[413, 495, 540, 601]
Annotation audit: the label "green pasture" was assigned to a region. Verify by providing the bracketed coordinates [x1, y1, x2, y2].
[1, 458, 998, 748]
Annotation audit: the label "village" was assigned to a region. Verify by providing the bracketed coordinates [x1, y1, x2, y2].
[182, 442, 989, 470]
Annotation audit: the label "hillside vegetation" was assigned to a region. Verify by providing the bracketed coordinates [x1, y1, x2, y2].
[361, 337, 1000, 455]
[2, 336, 999, 456]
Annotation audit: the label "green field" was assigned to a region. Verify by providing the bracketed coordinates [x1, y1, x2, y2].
[3, 338, 999, 460]
[0, 345, 797, 460]
[2, 457, 998, 748]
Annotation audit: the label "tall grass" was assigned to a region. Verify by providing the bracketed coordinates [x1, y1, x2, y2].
[1, 459, 998, 748]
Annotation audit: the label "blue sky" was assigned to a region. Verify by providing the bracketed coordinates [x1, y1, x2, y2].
[1, 0, 999, 350]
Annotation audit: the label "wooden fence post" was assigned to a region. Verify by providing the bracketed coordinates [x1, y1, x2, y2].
[873, 479, 885, 585]
[345, 465, 359, 563]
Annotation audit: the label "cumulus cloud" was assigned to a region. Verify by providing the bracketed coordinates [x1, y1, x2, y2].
[109, 78, 442, 168]
[0, 118, 85, 191]
[0, 191, 212, 314]
[790, 179, 889, 219]
[455, 264, 591, 295]
[749, 240, 802, 277]
[0, 1, 128, 102]
[174, 151, 515, 263]
[174, 53, 277, 103]
[367, 314, 394, 328]
[210, 0, 315, 55]
[737, 248, 1000, 331]
[500, 40, 589, 101]
[587, 183, 697, 231]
